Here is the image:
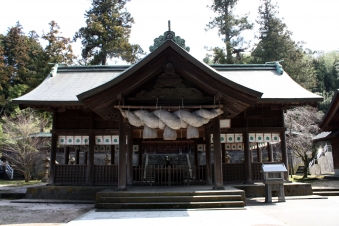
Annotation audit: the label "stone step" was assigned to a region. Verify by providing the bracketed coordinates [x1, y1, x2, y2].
[313, 188, 339, 191]
[96, 201, 245, 209]
[96, 189, 246, 209]
[99, 195, 243, 203]
[97, 190, 245, 199]
[313, 191, 339, 196]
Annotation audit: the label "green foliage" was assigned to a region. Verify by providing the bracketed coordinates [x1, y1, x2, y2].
[74, 0, 145, 65]
[42, 21, 77, 65]
[251, 0, 317, 90]
[206, 0, 253, 64]
[312, 51, 339, 93]
[1, 108, 50, 182]
[0, 21, 75, 115]
[317, 90, 334, 113]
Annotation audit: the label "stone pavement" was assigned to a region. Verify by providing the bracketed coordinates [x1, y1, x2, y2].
[67, 208, 287, 226]
[67, 196, 339, 226]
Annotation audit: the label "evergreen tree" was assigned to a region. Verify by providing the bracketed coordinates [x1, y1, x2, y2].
[2, 22, 30, 86]
[42, 21, 77, 65]
[206, 0, 253, 64]
[74, 0, 144, 65]
[0, 35, 9, 105]
[251, 0, 316, 90]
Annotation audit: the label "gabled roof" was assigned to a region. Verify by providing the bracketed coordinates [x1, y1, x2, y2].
[77, 40, 262, 102]
[13, 40, 322, 115]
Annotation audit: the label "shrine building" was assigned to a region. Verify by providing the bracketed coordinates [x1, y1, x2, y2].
[13, 29, 322, 190]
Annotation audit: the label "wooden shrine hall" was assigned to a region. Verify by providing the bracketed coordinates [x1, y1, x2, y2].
[14, 29, 322, 190]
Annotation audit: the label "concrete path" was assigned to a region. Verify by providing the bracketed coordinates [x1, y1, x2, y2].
[67, 196, 339, 226]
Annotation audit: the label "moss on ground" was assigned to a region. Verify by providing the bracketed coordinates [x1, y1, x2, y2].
[0, 179, 41, 186]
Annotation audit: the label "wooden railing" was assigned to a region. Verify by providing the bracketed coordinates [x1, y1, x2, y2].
[54, 163, 265, 185]
[94, 165, 118, 185]
[55, 164, 87, 184]
[55, 165, 119, 185]
[132, 165, 206, 186]
[222, 163, 245, 182]
[251, 162, 263, 181]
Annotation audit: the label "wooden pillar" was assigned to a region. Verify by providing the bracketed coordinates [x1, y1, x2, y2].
[268, 142, 273, 162]
[110, 145, 115, 165]
[257, 143, 262, 162]
[280, 130, 289, 180]
[138, 140, 143, 167]
[205, 128, 212, 185]
[75, 148, 80, 165]
[64, 146, 70, 164]
[127, 128, 133, 185]
[86, 134, 95, 185]
[244, 132, 253, 184]
[213, 117, 224, 190]
[49, 133, 57, 185]
[194, 139, 199, 166]
[84, 151, 88, 164]
[222, 144, 226, 164]
[118, 116, 127, 190]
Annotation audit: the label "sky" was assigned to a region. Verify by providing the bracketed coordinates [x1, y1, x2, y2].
[0, 0, 338, 64]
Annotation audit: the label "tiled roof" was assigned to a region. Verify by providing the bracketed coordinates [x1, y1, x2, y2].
[13, 40, 322, 106]
[216, 68, 322, 103]
[14, 66, 126, 105]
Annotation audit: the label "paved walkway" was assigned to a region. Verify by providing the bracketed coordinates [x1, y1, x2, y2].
[67, 196, 339, 226]
[67, 208, 287, 226]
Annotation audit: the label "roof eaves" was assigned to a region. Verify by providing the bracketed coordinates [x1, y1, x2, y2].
[57, 65, 130, 73]
[13, 100, 82, 106]
[77, 40, 263, 102]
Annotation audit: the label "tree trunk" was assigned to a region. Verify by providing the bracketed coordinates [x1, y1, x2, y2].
[224, 2, 233, 64]
[24, 172, 31, 182]
[303, 158, 309, 179]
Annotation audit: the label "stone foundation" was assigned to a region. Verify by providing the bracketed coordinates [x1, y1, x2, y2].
[234, 182, 313, 197]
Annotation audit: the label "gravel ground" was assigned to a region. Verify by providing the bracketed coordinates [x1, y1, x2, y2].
[298, 177, 339, 188]
[0, 177, 338, 225]
[0, 200, 94, 225]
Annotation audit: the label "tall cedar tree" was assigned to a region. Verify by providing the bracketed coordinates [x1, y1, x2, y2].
[0, 22, 75, 115]
[0, 36, 8, 104]
[206, 0, 253, 64]
[1, 23, 35, 113]
[74, 0, 144, 65]
[252, 0, 316, 90]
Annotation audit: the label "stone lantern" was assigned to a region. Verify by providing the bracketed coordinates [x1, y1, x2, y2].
[41, 156, 50, 182]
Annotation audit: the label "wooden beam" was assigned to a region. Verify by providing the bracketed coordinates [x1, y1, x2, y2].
[114, 105, 223, 110]
[51, 129, 119, 135]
